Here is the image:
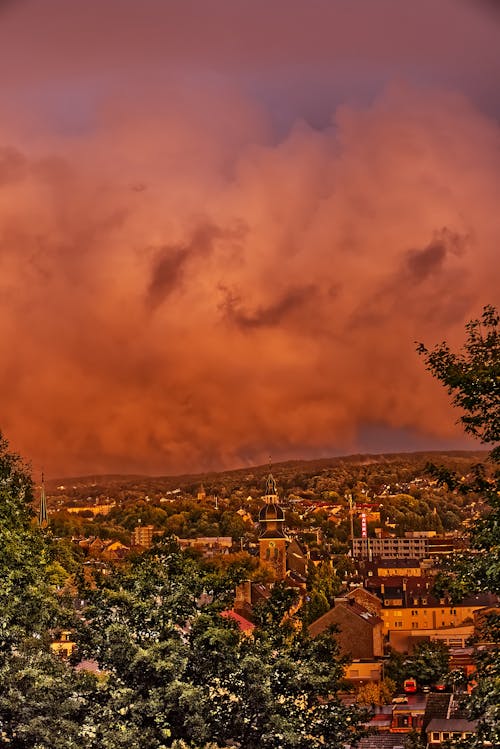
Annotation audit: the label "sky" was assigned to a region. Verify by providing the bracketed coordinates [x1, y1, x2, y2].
[0, 0, 499, 476]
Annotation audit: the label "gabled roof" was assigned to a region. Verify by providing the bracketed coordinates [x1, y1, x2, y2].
[308, 599, 382, 638]
[422, 693, 452, 730]
[427, 718, 477, 733]
[221, 610, 255, 633]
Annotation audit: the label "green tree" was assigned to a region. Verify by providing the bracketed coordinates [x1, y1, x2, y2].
[408, 641, 449, 689]
[356, 679, 396, 707]
[417, 305, 500, 746]
[417, 304, 499, 460]
[0, 433, 97, 748]
[78, 544, 365, 748]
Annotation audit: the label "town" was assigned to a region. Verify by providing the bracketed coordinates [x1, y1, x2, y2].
[39, 449, 498, 749]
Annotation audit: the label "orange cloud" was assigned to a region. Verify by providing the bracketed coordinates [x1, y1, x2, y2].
[0, 83, 499, 475]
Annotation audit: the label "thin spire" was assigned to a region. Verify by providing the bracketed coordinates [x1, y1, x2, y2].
[38, 471, 48, 528]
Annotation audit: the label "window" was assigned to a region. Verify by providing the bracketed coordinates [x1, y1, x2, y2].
[442, 733, 450, 740]
[412, 622, 419, 629]
[432, 733, 440, 741]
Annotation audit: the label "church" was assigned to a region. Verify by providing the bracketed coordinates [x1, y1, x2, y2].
[258, 472, 288, 579]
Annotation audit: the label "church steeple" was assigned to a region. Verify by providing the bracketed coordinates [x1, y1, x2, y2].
[265, 472, 277, 499]
[259, 470, 287, 579]
[38, 472, 48, 528]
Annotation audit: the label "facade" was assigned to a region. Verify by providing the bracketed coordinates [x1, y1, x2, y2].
[259, 473, 287, 580]
[131, 524, 154, 548]
[177, 536, 232, 556]
[353, 534, 465, 560]
[308, 598, 384, 659]
[364, 577, 496, 636]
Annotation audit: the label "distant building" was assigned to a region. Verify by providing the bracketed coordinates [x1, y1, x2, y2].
[258, 473, 287, 580]
[66, 503, 115, 516]
[177, 536, 232, 556]
[50, 629, 76, 659]
[131, 524, 154, 548]
[353, 534, 465, 560]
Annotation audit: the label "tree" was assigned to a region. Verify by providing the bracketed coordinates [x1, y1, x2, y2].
[408, 641, 449, 689]
[356, 679, 396, 707]
[417, 304, 499, 461]
[417, 306, 500, 746]
[0, 432, 98, 748]
[78, 544, 365, 749]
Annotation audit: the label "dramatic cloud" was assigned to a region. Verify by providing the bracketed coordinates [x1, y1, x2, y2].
[0, 2, 499, 475]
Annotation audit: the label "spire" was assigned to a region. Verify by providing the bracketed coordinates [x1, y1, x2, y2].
[265, 472, 277, 498]
[265, 454, 277, 498]
[38, 472, 48, 528]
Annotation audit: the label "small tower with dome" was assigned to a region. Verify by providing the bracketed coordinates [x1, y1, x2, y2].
[259, 471, 287, 579]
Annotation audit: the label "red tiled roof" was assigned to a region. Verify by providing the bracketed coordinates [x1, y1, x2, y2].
[221, 610, 255, 632]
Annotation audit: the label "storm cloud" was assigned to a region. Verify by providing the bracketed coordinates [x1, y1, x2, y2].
[0, 1, 499, 475]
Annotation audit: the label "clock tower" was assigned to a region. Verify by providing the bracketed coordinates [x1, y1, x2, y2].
[259, 473, 287, 580]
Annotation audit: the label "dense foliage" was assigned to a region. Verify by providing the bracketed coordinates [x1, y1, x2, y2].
[0, 433, 364, 748]
[418, 305, 500, 747]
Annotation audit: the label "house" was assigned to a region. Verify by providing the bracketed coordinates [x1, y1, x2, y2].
[365, 576, 496, 635]
[423, 692, 477, 747]
[50, 629, 76, 659]
[345, 586, 383, 617]
[308, 598, 383, 659]
[286, 537, 308, 577]
[426, 718, 477, 746]
[391, 696, 426, 733]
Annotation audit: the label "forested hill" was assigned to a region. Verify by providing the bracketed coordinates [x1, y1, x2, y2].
[45, 449, 488, 504]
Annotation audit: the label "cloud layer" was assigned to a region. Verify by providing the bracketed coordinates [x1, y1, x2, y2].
[0, 1, 499, 475]
[1, 80, 499, 475]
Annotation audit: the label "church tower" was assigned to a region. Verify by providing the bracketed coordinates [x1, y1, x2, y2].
[38, 473, 48, 528]
[259, 472, 287, 580]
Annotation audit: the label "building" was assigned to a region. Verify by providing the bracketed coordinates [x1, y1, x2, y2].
[308, 598, 384, 659]
[131, 524, 154, 548]
[259, 473, 287, 580]
[353, 534, 466, 560]
[391, 696, 426, 733]
[50, 629, 76, 659]
[364, 577, 496, 636]
[177, 536, 232, 556]
[388, 623, 475, 654]
[286, 537, 309, 577]
[423, 693, 477, 747]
